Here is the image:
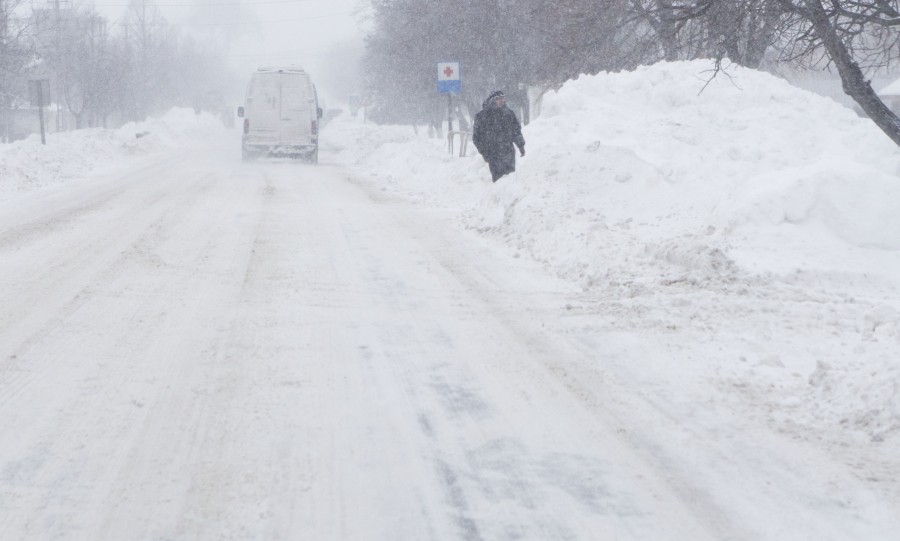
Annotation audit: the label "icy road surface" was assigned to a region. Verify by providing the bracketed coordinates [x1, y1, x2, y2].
[0, 146, 897, 540]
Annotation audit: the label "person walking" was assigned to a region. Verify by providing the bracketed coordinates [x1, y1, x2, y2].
[472, 90, 526, 182]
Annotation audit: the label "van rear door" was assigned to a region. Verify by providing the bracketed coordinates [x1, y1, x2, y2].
[279, 76, 313, 146]
[247, 72, 281, 145]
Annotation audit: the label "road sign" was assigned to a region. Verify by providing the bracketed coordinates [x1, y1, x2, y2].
[437, 62, 461, 94]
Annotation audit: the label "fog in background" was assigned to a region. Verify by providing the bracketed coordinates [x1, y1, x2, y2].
[94, 0, 369, 107]
[9, 0, 900, 145]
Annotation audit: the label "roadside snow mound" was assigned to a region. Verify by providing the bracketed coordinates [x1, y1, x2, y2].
[334, 60, 900, 284]
[519, 61, 900, 281]
[0, 108, 226, 198]
[329, 59, 900, 448]
[0, 129, 122, 195]
[327, 119, 483, 207]
[117, 108, 227, 155]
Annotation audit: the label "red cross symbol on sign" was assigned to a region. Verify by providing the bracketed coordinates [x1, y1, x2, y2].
[443, 66, 455, 78]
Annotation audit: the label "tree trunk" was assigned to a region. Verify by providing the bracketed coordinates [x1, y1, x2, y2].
[805, 0, 900, 146]
[518, 87, 530, 126]
[651, 2, 681, 61]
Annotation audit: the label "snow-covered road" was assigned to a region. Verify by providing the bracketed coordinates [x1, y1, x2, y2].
[1, 140, 897, 540]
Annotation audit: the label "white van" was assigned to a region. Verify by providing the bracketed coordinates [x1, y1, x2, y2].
[237, 66, 323, 163]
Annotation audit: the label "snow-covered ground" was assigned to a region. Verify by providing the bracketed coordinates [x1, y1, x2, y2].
[327, 60, 900, 505]
[0, 109, 227, 197]
[1, 60, 899, 538]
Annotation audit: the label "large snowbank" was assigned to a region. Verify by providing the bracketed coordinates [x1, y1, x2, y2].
[2, 60, 897, 456]
[331, 62, 900, 281]
[0, 108, 226, 198]
[327, 60, 900, 448]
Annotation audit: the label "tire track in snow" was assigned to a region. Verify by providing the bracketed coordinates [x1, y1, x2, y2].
[0, 159, 260, 540]
[0, 168, 218, 411]
[312, 181, 713, 540]
[0, 156, 187, 250]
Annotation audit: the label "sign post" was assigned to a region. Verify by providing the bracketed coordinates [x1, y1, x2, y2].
[29, 79, 50, 145]
[437, 62, 461, 154]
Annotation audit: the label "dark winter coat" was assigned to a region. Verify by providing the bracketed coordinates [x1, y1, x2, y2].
[473, 100, 525, 182]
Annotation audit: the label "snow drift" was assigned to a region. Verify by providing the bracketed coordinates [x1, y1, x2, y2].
[0, 109, 226, 197]
[2, 60, 898, 447]
[328, 60, 900, 447]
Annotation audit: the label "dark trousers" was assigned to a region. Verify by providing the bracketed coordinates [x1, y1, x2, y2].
[488, 151, 516, 182]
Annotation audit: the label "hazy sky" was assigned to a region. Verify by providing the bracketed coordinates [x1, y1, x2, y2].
[91, 0, 369, 102]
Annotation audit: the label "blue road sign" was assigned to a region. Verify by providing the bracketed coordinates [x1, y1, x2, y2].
[437, 62, 461, 94]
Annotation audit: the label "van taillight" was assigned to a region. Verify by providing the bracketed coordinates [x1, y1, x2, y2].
[243, 119, 249, 134]
[311, 120, 318, 135]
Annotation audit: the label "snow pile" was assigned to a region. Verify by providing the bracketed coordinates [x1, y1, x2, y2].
[0, 128, 123, 194]
[333, 62, 900, 282]
[328, 60, 900, 445]
[528, 64, 900, 270]
[0, 108, 227, 198]
[329, 121, 483, 208]
[116, 108, 228, 155]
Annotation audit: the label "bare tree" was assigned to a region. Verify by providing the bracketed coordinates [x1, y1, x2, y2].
[54, 10, 114, 128]
[645, 0, 900, 145]
[0, 0, 35, 141]
[630, 0, 686, 60]
[121, 0, 177, 120]
[775, 0, 900, 145]
[629, 0, 786, 67]
[3, 0, 234, 138]
[530, 0, 643, 79]
[364, 0, 632, 127]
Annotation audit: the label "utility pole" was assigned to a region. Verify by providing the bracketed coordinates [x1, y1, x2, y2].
[53, 0, 64, 132]
[37, 83, 46, 144]
[29, 79, 48, 144]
